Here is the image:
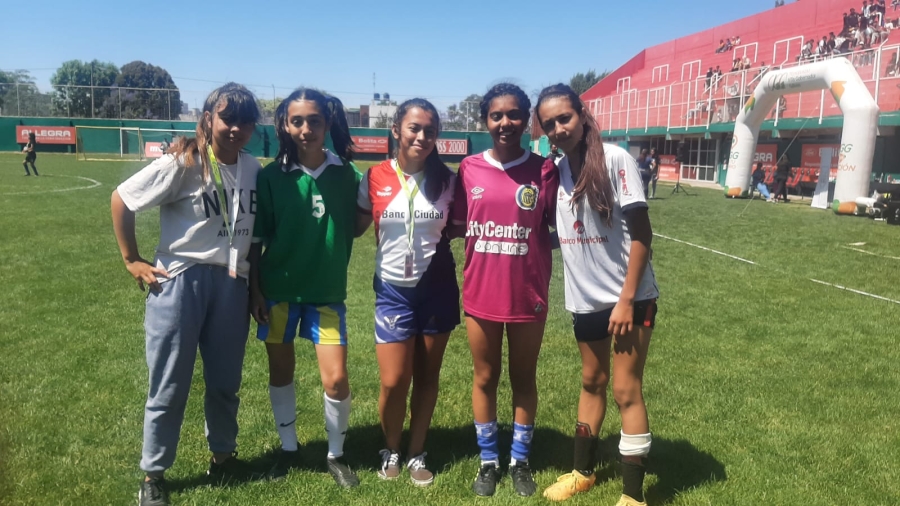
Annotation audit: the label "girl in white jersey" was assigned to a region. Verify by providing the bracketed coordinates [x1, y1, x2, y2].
[357, 98, 458, 486]
[536, 84, 659, 506]
[111, 83, 262, 506]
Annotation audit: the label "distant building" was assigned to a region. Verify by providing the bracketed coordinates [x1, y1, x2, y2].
[369, 93, 396, 128]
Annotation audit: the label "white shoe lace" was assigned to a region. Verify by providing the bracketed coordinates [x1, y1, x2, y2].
[379, 449, 400, 473]
[407, 452, 427, 471]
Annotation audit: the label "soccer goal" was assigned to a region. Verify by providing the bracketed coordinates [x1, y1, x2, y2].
[75, 126, 195, 161]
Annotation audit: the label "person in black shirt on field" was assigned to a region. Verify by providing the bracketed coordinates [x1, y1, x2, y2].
[772, 155, 792, 203]
[23, 132, 39, 176]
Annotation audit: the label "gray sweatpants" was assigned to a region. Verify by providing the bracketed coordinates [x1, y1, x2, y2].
[140, 264, 250, 473]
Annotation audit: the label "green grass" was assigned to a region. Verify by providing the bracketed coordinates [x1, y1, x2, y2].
[1, 153, 899, 505]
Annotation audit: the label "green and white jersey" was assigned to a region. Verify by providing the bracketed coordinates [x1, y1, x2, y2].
[253, 150, 363, 304]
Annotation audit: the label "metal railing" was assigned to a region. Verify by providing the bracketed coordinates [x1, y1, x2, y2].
[0, 84, 185, 121]
[590, 44, 900, 134]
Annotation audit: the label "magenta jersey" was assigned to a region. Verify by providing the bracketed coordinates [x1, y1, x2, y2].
[451, 150, 559, 322]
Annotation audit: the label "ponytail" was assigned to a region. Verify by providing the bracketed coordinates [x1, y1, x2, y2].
[326, 96, 355, 162]
[275, 88, 356, 167]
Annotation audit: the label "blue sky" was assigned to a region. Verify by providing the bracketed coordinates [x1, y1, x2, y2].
[1, 0, 784, 111]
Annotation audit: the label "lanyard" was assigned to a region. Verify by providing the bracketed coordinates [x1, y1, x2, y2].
[393, 160, 423, 252]
[207, 146, 242, 246]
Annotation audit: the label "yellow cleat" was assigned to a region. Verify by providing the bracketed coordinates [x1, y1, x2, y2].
[542, 470, 596, 501]
[615, 494, 647, 506]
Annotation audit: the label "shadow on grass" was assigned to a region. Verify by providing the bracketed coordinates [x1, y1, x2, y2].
[166, 427, 725, 502]
[590, 435, 727, 505]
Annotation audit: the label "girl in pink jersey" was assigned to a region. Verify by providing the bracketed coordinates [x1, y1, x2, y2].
[450, 83, 559, 497]
[536, 84, 659, 506]
[357, 98, 459, 486]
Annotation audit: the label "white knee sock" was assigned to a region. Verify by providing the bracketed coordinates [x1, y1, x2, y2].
[324, 392, 351, 459]
[269, 384, 298, 451]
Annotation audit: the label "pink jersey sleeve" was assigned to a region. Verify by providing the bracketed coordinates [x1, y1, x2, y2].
[541, 158, 560, 229]
[451, 159, 469, 225]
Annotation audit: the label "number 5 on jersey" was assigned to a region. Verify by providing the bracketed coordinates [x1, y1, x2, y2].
[312, 194, 325, 218]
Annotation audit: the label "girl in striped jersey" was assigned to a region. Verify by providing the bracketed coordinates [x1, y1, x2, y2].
[537, 84, 659, 506]
[357, 98, 458, 486]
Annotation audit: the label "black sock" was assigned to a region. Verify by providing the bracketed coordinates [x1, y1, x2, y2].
[621, 458, 646, 502]
[572, 422, 598, 476]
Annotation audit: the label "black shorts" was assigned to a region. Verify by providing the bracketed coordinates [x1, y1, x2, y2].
[25, 152, 36, 163]
[571, 299, 657, 342]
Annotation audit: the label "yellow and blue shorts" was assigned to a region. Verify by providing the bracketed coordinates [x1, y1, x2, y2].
[257, 301, 347, 346]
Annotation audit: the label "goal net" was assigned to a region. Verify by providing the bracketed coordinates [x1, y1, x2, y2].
[75, 126, 195, 161]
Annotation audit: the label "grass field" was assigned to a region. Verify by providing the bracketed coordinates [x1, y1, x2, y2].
[1, 153, 899, 506]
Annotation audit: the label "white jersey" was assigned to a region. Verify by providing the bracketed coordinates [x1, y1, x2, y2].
[117, 151, 262, 282]
[555, 144, 659, 313]
[357, 159, 455, 287]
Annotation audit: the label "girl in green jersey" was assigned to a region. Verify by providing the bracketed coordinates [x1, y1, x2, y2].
[249, 88, 370, 487]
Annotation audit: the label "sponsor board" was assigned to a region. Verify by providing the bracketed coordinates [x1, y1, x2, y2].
[435, 139, 468, 155]
[16, 126, 76, 145]
[352, 135, 389, 154]
[145, 142, 164, 158]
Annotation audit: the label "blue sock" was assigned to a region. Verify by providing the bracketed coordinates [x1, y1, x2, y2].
[474, 420, 499, 464]
[511, 422, 534, 464]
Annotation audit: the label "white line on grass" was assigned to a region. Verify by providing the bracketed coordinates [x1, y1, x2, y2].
[809, 279, 900, 305]
[655, 233, 899, 305]
[840, 246, 900, 261]
[0, 175, 101, 196]
[653, 233, 757, 264]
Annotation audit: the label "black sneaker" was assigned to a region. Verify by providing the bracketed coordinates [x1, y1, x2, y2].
[207, 452, 262, 484]
[139, 477, 169, 506]
[509, 461, 537, 497]
[326, 456, 360, 488]
[472, 462, 501, 497]
[266, 449, 301, 480]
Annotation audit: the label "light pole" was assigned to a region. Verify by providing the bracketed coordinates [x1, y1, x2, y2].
[461, 100, 479, 131]
[90, 62, 95, 118]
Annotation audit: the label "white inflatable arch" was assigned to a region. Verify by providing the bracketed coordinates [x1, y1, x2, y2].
[724, 58, 878, 213]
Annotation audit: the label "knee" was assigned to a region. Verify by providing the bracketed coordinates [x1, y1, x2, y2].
[381, 370, 412, 394]
[612, 380, 643, 410]
[581, 369, 610, 396]
[322, 371, 350, 399]
[473, 367, 500, 392]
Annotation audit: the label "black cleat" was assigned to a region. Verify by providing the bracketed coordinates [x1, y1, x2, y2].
[139, 476, 169, 506]
[472, 462, 501, 497]
[327, 456, 360, 488]
[207, 452, 262, 484]
[267, 449, 301, 480]
[509, 461, 537, 497]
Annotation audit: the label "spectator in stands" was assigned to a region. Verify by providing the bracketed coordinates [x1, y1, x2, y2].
[892, 0, 898, 12]
[817, 36, 828, 57]
[751, 162, 771, 200]
[724, 38, 733, 52]
[864, 0, 872, 19]
[706, 67, 714, 90]
[886, 52, 898, 76]
[731, 58, 740, 72]
[827, 33, 837, 53]
[771, 154, 792, 203]
[849, 8, 861, 29]
[716, 40, 727, 53]
[733, 35, 741, 46]
[742, 56, 752, 70]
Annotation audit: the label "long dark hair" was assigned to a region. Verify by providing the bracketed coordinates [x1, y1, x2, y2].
[168, 82, 260, 181]
[275, 88, 355, 167]
[392, 98, 452, 203]
[536, 83, 614, 225]
[28, 132, 36, 144]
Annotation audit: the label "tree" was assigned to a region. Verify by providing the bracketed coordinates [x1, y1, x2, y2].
[444, 94, 483, 131]
[114, 61, 181, 120]
[569, 70, 609, 96]
[0, 70, 51, 117]
[50, 60, 119, 118]
[256, 97, 281, 125]
[373, 111, 391, 128]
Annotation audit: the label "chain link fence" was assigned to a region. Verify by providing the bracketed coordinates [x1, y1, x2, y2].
[0, 84, 186, 121]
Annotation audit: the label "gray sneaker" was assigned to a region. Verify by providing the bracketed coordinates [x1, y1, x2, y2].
[407, 453, 434, 487]
[378, 449, 401, 480]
